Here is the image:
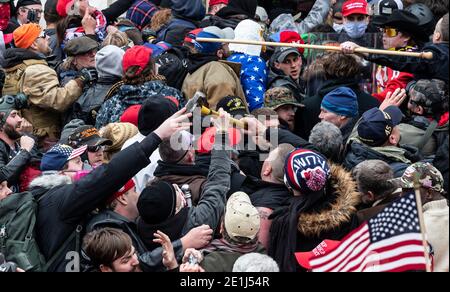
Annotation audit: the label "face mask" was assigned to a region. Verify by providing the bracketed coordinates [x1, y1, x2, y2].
[344, 21, 368, 39]
[333, 22, 344, 33]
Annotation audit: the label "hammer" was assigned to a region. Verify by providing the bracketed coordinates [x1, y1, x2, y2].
[185, 92, 248, 129]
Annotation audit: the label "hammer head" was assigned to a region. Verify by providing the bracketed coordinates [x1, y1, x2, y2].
[185, 91, 206, 114]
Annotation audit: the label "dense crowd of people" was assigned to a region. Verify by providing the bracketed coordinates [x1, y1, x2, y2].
[0, 0, 448, 272]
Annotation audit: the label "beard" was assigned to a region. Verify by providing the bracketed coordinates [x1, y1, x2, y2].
[4, 123, 22, 140]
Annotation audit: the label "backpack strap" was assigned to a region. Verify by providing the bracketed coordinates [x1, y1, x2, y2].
[43, 224, 83, 272]
[417, 120, 438, 151]
[104, 81, 124, 101]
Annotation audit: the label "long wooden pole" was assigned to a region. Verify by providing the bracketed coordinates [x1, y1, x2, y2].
[196, 37, 434, 59]
[414, 176, 432, 272]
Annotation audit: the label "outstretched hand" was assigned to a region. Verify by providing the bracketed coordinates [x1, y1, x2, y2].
[153, 230, 178, 270]
[154, 107, 192, 141]
[379, 88, 407, 111]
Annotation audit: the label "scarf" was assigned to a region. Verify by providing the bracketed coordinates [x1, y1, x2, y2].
[202, 238, 259, 254]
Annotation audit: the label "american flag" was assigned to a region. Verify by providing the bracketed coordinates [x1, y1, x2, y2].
[308, 192, 428, 272]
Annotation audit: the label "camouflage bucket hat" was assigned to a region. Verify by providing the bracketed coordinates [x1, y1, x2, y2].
[264, 87, 304, 110]
[392, 162, 444, 193]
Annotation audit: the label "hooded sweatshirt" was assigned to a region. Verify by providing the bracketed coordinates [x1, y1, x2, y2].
[228, 19, 267, 111]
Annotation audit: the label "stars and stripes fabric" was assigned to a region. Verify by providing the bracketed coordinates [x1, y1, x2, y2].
[309, 192, 427, 272]
[228, 53, 267, 111]
[68, 145, 88, 160]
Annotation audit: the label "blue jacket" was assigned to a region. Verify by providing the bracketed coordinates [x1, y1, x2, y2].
[228, 53, 267, 111]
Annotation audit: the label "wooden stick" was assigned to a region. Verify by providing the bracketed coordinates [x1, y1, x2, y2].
[196, 37, 434, 59]
[414, 177, 432, 272]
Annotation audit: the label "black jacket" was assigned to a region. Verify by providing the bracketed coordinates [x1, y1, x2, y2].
[0, 140, 34, 192]
[267, 66, 306, 103]
[65, 77, 121, 125]
[249, 181, 291, 211]
[296, 78, 380, 139]
[30, 132, 161, 272]
[86, 210, 184, 272]
[344, 141, 422, 177]
[367, 42, 449, 82]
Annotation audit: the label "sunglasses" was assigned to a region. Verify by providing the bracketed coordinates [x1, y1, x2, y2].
[382, 27, 399, 38]
[87, 145, 105, 152]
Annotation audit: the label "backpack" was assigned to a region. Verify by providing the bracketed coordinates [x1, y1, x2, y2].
[0, 192, 82, 272]
[154, 47, 190, 90]
[2, 59, 47, 96]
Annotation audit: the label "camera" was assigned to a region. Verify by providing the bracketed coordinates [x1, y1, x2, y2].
[26, 9, 39, 24]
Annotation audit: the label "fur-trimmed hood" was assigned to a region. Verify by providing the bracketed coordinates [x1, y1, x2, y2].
[29, 173, 72, 191]
[297, 163, 360, 237]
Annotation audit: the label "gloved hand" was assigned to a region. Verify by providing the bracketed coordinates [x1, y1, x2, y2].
[0, 253, 18, 272]
[78, 67, 98, 86]
[142, 28, 158, 44]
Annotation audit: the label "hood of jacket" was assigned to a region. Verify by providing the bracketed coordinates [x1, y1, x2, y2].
[229, 19, 263, 56]
[216, 0, 257, 19]
[171, 0, 205, 21]
[29, 173, 72, 191]
[186, 52, 219, 74]
[297, 163, 360, 238]
[2, 48, 45, 68]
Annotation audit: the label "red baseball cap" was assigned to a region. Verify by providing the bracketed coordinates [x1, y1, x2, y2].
[295, 240, 341, 270]
[209, 0, 229, 6]
[107, 179, 136, 205]
[279, 30, 305, 55]
[122, 45, 153, 75]
[342, 0, 369, 17]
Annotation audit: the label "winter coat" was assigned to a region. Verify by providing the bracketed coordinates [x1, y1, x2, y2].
[228, 53, 267, 111]
[86, 209, 184, 272]
[156, 0, 204, 46]
[423, 199, 449, 272]
[152, 160, 208, 205]
[250, 181, 292, 211]
[434, 137, 449, 194]
[344, 140, 421, 177]
[95, 79, 183, 128]
[294, 0, 330, 35]
[182, 57, 246, 110]
[366, 42, 449, 82]
[29, 132, 161, 272]
[200, 243, 266, 272]
[66, 77, 122, 125]
[296, 78, 380, 139]
[268, 163, 361, 272]
[356, 189, 403, 224]
[138, 138, 231, 250]
[398, 113, 449, 157]
[154, 46, 190, 90]
[2, 48, 82, 140]
[0, 140, 32, 192]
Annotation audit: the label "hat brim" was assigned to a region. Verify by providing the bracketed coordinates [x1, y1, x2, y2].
[276, 49, 300, 63]
[85, 137, 113, 147]
[273, 102, 305, 110]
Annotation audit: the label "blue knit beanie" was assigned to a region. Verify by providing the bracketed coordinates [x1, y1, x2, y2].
[321, 87, 359, 118]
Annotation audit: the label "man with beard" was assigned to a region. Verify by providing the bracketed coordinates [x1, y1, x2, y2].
[0, 95, 36, 192]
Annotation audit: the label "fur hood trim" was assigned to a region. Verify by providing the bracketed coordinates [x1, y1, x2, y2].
[297, 164, 360, 237]
[29, 173, 72, 190]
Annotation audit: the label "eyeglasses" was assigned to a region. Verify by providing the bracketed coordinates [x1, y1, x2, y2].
[87, 145, 105, 152]
[382, 27, 399, 38]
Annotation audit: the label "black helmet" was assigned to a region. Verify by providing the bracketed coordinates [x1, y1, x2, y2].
[405, 3, 436, 37]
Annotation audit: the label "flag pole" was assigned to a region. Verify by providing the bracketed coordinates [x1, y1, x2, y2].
[413, 175, 432, 272]
[195, 37, 434, 59]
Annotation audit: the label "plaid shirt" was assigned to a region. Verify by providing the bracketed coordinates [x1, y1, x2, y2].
[126, 0, 159, 29]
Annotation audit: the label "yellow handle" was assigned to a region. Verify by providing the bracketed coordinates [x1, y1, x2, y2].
[201, 106, 247, 129]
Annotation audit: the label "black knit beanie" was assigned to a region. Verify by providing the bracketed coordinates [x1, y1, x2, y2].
[137, 180, 177, 224]
[137, 95, 178, 136]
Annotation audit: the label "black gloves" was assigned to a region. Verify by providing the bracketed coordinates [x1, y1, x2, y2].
[78, 67, 98, 86]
